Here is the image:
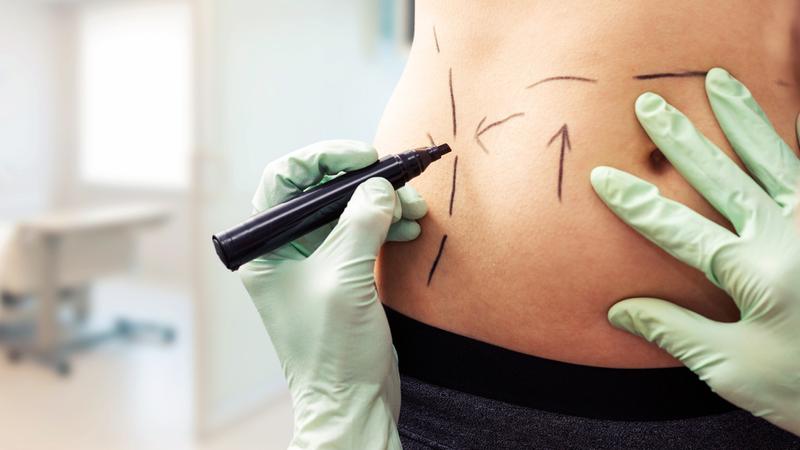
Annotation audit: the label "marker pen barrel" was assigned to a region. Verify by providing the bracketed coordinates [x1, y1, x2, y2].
[213, 144, 451, 271]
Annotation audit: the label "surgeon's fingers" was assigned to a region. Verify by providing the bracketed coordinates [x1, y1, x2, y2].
[706, 68, 800, 212]
[314, 177, 395, 271]
[608, 298, 727, 376]
[253, 140, 378, 212]
[387, 220, 422, 242]
[635, 93, 776, 236]
[383, 186, 426, 241]
[396, 185, 428, 220]
[591, 166, 737, 286]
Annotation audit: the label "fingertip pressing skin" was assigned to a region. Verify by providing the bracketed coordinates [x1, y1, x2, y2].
[705, 68, 800, 211]
[704, 67, 744, 99]
[590, 165, 656, 210]
[589, 166, 612, 194]
[634, 91, 667, 123]
[607, 300, 637, 333]
[634, 91, 700, 152]
[387, 219, 422, 242]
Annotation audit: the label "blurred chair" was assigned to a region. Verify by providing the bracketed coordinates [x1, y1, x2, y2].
[0, 204, 175, 375]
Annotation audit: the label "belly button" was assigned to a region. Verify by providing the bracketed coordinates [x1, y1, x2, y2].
[648, 148, 671, 173]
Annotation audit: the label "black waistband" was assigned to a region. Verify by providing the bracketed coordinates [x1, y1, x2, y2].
[385, 306, 737, 421]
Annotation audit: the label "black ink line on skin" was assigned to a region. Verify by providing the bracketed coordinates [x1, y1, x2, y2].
[547, 124, 571, 202]
[449, 156, 458, 215]
[527, 76, 597, 89]
[427, 132, 436, 146]
[433, 26, 440, 53]
[474, 112, 525, 153]
[449, 68, 457, 138]
[427, 234, 448, 286]
[633, 71, 707, 80]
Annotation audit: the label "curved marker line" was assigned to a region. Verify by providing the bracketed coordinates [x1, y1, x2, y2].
[527, 76, 597, 89]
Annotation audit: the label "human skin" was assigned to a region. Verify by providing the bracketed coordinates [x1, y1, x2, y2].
[374, 0, 800, 368]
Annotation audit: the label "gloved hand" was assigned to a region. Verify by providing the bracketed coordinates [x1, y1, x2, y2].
[591, 68, 800, 435]
[240, 140, 427, 449]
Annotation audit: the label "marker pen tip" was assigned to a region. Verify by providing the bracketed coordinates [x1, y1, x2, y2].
[428, 143, 452, 160]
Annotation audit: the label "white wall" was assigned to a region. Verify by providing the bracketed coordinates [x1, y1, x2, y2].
[0, 1, 65, 219]
[193, 0, 407, 436]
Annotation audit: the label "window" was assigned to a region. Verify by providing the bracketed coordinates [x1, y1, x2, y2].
[78, 0, 191, 189]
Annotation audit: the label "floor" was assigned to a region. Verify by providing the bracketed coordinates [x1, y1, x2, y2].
[0, 277, 292, 450]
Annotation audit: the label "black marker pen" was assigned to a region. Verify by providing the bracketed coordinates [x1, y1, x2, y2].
[213, 144, 451, 271]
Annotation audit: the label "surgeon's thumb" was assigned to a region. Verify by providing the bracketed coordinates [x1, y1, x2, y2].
[313, 177, 396, 268]
[609, 298, 722, 372]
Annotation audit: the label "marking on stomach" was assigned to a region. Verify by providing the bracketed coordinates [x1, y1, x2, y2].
[427, 234, 448, 287]
[474, 112, 525, 154]
[547, 124, 572, 202]
[433, 26, 440, 53]
[449, 155, 458, 216]
[776, 79, 794, 88]
[527, 76, 597, 89]
[633, 71, 707, 80]
[449, 68, 457, 138]
[427, 132, 436, 146]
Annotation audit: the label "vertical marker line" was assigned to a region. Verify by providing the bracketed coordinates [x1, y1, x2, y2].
[449, 156, 458, 216]
[449, 68, 457, 138]
[433, 26, 440, 53]
[558, 139, 566, 201]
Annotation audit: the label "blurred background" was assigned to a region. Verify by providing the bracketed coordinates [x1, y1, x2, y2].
[0, 0, 411, 448]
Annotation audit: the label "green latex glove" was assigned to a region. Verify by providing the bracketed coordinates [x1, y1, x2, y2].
[591, 68, 800, 435]
[240, 140, 427, 449]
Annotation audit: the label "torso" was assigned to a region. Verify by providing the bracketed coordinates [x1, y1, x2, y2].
[374, 0, 800, 367]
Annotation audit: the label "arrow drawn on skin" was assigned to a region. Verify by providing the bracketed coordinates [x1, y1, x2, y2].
[547, 124, 571, 202]
[474, 112, 525, 154]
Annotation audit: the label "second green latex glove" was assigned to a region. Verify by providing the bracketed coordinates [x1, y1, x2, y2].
[592, 68, 800, 435]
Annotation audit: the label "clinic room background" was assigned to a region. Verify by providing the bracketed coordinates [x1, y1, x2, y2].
[0, 0, 411, 448]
